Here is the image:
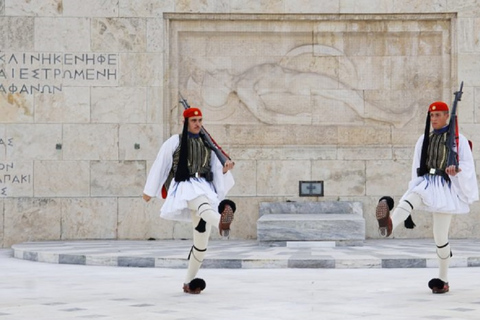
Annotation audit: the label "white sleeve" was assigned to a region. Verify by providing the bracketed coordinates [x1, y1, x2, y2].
[211, 152, 235, 200]
[408, 135, 424, 188]
[450, 134, 479, 204]
[143, 135, 180, 198]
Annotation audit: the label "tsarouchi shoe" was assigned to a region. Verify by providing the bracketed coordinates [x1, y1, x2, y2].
[218, 199, 236, 237]
[376, 198, 393, 237]
[183, 278, 206, 294]
[428, 278, 449, 294]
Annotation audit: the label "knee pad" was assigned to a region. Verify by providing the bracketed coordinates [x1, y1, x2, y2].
[195, 219, 207, 233]
[436, 242, 452, 259]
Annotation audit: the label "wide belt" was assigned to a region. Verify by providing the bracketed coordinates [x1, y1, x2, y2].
[190, 172, 208, 178]
[428, 168, 450, 182]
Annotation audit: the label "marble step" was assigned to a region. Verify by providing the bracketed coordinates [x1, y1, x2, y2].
[257, 213, 365, 246]
[259, 201, 362, 216]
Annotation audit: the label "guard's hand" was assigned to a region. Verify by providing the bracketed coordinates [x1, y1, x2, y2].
[223, 160, 235, 173]
[143, 193, 152, 202]
[445, 165, 461, 176]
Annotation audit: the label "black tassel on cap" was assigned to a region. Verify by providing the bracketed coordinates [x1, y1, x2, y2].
[174, 120, 190, 182]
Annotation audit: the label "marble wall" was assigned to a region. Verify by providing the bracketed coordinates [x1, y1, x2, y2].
[1, 0, 480, 247]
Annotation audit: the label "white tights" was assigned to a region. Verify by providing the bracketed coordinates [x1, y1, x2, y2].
[390, 192, 453, 282]
[184, 196, 220, 284]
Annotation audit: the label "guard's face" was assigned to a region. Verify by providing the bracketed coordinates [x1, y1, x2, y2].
[430, 111, 449, 130]
[187, 116, 202, 134]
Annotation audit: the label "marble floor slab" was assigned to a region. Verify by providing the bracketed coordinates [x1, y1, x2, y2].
[1, 248, 480, 320]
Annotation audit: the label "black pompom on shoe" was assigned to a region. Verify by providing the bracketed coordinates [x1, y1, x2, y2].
[428, 278, 449, 294]
[183, 278, 206, 294]
[379, 196, 394, 210]
[218, 199, 236, 214]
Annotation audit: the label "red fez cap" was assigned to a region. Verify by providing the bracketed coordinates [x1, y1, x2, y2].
[428, 101, 449, 112]
[183, 108, 202, 118]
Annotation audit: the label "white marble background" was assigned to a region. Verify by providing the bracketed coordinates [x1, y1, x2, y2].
[1, 0, 480, 247]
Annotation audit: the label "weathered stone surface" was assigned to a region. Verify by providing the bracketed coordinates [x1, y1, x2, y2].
[90, 161, 145, 196]
[256, 160, 311, 196]
[0, 160, 33, 197]
[257, 201, 365, 244]
[91, 87, 147, 123]
[119, 124, 163, 160]
[63, 0, 119, 17]
[63, 124, 119, 160]
[119, 0, 174, 17]
[34, 161, 90, 197]
[365, 159, 411, 196]
[92, 18, 146, 52]
[259, 201, 362, 216]
[0, 200, 4, 247]
[0, 17, 34, 50]
[0, 124, 6, 161]
[312, 160, 365, 196]
[61, 198, 118, 240]
[0, 94, 34, 123]
[118, 197, 170, 240]
[35, 87, 90, 123]
[35, 18, 90, 51]
[3, 198, 61, 247]
[5, 0, 63, 16]
[6, 124, 62, 160]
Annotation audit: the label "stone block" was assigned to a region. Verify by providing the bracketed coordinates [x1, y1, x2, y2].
[0, 199, 3, 247]
[0, 160, 33, 197]
[6, 124, 62, 160]
[258, 213, 365, 243]
[0, 17, 34, 50]
[0, 125, 5, 161]
[365, 159, 410, 196]
[3, 198, 61, 247]
[90, 160, 145, 196]
[119, 124, 163, 160]
[147, 19, 166, 52]
[118, 197, 169, 240]
[63, 0, 119, 17]
[92, 18, 146, 52]
[34, 161, 90, 197]
[119, 53, 162, 87]
[312, 160, 365, 196]
[228, 160, 256, 196]
[35, 87, 90, 123]
[256, 160, 311, 196]
[5, 0, 62, 16]
[0, 93, 34, 123]
[61, 198, 117, 240]
[259, 201, 362, 216]
[92, 87, 147, 123]
[35, 18, 90, 52]
[257, 201, 365, 246]
[63, 124, 119, 160]
[119, 0, 174, 17]
[147, 86, 164, 125]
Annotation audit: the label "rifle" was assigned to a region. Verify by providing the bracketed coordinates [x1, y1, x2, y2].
[446, 81, 464, 171]
[178, 93, 232, 165]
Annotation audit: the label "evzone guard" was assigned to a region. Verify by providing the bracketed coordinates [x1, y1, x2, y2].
[143, 100, 236, 294]
[376, 82, 478, 294]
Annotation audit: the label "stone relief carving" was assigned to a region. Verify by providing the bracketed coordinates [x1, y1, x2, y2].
[185, 44, 423, 128]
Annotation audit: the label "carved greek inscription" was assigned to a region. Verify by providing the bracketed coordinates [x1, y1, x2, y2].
[0, 138, 32, 197]
[0, 52, 118, 94]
